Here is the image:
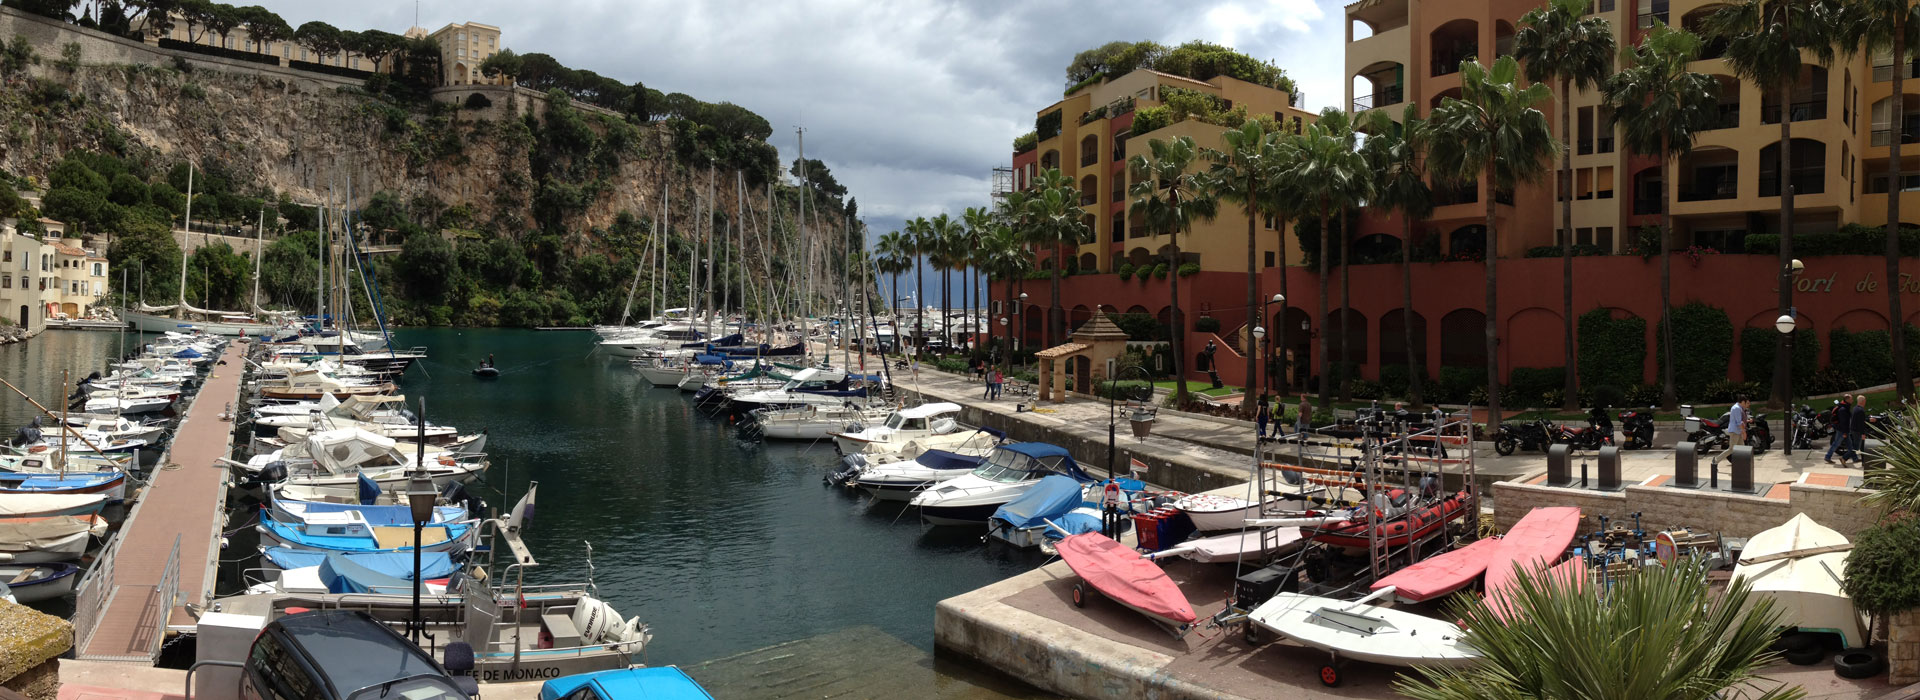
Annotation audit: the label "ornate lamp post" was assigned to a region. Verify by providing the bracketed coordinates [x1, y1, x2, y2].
[1776, 311, 1797, 456]
[407, 398, 436, 643]
[1260, 294, 1285, 396]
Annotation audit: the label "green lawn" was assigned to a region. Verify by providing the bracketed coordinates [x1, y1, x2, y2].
[1151, 380, 1241, 397]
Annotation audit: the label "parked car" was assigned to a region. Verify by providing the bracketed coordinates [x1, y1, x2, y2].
[538, 667, 713, 700]
[241, 610, 470, 700]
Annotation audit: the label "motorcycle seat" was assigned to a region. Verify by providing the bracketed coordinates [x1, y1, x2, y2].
[1700, 417, 1723, 430]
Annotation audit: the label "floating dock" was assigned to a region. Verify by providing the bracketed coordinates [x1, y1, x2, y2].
[72, 341, 244, 663]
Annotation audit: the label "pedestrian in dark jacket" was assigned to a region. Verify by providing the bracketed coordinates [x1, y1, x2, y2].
[1849, 399, 1870, 463]
[1826, 395, 1852, 464]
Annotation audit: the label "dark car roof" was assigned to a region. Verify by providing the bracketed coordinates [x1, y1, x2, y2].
[273, 611, 444, 697]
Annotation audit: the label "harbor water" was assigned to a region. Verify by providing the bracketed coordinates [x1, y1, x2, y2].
[287, 328, 1054, 697]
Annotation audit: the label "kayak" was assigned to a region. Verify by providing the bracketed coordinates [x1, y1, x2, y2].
[1057, 532, 1196, 637]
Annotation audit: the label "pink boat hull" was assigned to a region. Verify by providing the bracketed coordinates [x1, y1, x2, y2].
[1371, 537, 1502, 603]
[1483, 506, 1582, 620]
[1057, 533, 1197, 626]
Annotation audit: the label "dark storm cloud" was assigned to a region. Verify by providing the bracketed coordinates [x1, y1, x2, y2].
[248, 1, 1343, 241]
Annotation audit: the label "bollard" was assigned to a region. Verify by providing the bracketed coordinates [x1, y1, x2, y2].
[1598, 446, 1620, 490]
[1547, 444, 1571, 487]
[1729, 445, 1754, 492]
[1581, 462, 1589, 488]
[1674, 442, 1697, 487]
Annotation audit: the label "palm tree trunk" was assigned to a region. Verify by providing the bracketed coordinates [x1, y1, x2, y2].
[1169, 237, 1188, 407]
[1245, 193, 1259, 416]
[1276, 218, 1291, 397]
[1484, 158, 1503, 431]
[1339, 208, 1352, 401]
[1004, 278, 1015, 374]
[1318, 209, 1332, 411]
[1559, 79, 1578, 411]
[1049, 243, 1064, 350]
[1661, 135, 1677, 410]
[891, 271, 901, 352]
[1773, 77, 1795, 408]
[1402, 214, 1423, 408]
[1893, 28, 1913, 401]
[915, 255, 924, 353]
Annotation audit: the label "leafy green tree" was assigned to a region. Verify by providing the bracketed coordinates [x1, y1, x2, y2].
[3, 0, 75, 21]
[41, 187, 110, 236]
[1707, 0, 1846, 407]
[1605, 22, 1719, 410]
[479, 47, 521, 81]
[0, 177, 32, 220]
[1849, 0, 1920, 401]
[107, 214, 181, 303]
[962, 205, 993, 346]
[107, 172, 147, 207]
[1515, 0, 1615, 411]
[237, 5, 290, 56]
[293, 20, 341, 64]
[1842, 514, 1920, 638]
[1203, 118, 1281, 410]
[150, 181, 186, 218]
[1428, 57, 1557, 428]
[2, 34, 40, 78]
[48, 159, 107, 194]
[184, 241, 249, 308]
[1362, 105, 1434, 407]
[980, 221, 1033, 372]
[1129, 135, 1219, 407]
[348, 28, 402, 68]
[131, 0, 181, 39]
[176, 0, 212, 43]
[1289, 107, 1371, 410]
[202, 2, 242, 50]
[1400, 560, 1801, 700]
[905, 216, 931, 349]
[1064, 40, 1165, 87]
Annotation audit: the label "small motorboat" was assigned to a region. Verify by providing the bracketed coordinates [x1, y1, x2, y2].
[267, 491, 470, 527]
[0, 562, 81, 603]
[251, 548, 460, 590]
[1149, 528, 1307, 565]
[829, 402, 964, 455]
[1369, 537, 1501, 604]
[1732, 512, 1868, 649]
[473, 366, 500, 378]
[0, 492, 112, 518]
[986, 475, 1103, 548]
[0, 514, 108, 562]
[909, 443, 1095, 525]
[1307, 491, 1471, 549]
[0, 471, 128, 500]
[1481, 506, 1581, 621]
[1057, 531, 1197, 638]
[848, 447, 989, 500]
[255, 512, 477, 556]
[1247, 588, 1480, 687]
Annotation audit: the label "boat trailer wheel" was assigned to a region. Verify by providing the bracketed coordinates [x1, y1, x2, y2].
[1319, 663, 1341, 687]
[1071, 583, 1089, 608]
[1243, 623, 1262, 646]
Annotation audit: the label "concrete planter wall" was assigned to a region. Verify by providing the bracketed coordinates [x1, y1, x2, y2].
[1893, 609, 1920, 685]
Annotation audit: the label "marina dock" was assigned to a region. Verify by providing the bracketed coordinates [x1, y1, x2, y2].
[72, 341, 245, 663]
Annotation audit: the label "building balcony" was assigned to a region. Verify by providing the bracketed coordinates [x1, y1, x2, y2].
[1705, 105, 1740, 131]
[1874, 61, 1920, 82]
[1432, 184, 1477, 206]
[1758, 173, 1827, 197]
[1432, 53, 1472, 77]
[1761, 100, 1827, 124]
[1677, 182, 1737, 202]
[1634, 196, 1663, 215]
[1353, 85, 1404, 112]
[1081, 193, 1098, 207]
[1871, 124, 1920, 147]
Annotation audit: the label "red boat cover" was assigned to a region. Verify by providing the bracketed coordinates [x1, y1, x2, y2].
[1056, 533, 1197, 625]
[1483, 506, 1581, 620]
[1370, 537, 1502, 602]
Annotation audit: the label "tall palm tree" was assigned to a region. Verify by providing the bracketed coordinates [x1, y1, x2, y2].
[1203, 119, 1279, 414]
[905, 216, 932, 352]
[1264, 133, 1308, 396]
[1515, 0, 1616, 412]
[1708, 0, 1844, 407]
[994, 190, 1034, 359]
[1026, 168, 1088, 349]
[1362, 105, 1435, 408]
[1289, 108, 1372, 411]
[1850, 0, 1920, 401]
[928, 213, 962, 347]
[964, 205, 993, 352]
[875, 230, 909, 332]
[981, 223, 1033, 374]
[1399, 560, 1800, 699]
[1428, 56, 1558, 429]
[1605, 21, 1720, 410]
[1129, 136, 1220, 408]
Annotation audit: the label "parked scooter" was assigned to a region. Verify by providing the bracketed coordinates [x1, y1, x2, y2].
[1618, 406, 1657, 450]
[1493, 418, 1556, 456]
[1747, 412, 1775, 454]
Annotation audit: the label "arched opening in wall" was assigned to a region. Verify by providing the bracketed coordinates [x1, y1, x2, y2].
[1128, 247, 1153, 267]
[1430, 86, 1463, 111]
[1870, 94, 1920, 148]
[1494, 20, 1516, 58]
[1833, 309, 1889, 332]
[1349, 0, 1408, 41]
[1508, 307, 1565, 369]
[1447, 225, 1486, 257]
[1070, 304, 1093, 330]
[1156, 306, 1176, 340]
[1429, 19, 1478, 77]
[1082, 213, 1096, 236]
[16, 306, 24, 328]
[1379, 309, 1429, 371]
[1632, 165, 1663, 215]
[1352, 233, 1401, 263]
[1041, 150, 1059, 170]
[1762, 64, 1828, 124]
[1440, 309, 1488, 369]
[1678, 146, 1739, 202]
[1080, 135, 1099, 168]
[1125, 305, 1150, 316]
[1330, 308, 1370, 380]
[1080, 175, 1098, 206]
[1682, 5, 1732, 59]
[1276, 306, 1314, 389]
[1759, 138, 1827, 196]
[1078, 253, 1098, 272]
[1024, 305, 1044, 344]
[464, 92, 492, 109]
[1703, 75, 1740, 130]
[1352, 61, 1406, 111]
[452, 62, 467, 85]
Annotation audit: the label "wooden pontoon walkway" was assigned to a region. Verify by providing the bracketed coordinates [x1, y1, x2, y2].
[76, 340, 245, 662]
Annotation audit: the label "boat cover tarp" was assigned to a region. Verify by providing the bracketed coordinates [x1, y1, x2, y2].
[991, 476, 1087, 530]
[259, 519, 470, 553]
[1732, 513, 1867, 647]
[1482, 506, 1582, 620]
[1050, 507, 1105, 540]
[0, 472, 122, 496]
[916, 450, 982, 471]
[0, 514, 106, 545]
[691, 354, 733, 366]
[1371, 537, 1502, 602]
[0, 493, 109, 517]
[1057, 532, 1197, 625]
[173, 348, 204, 359]
[318, 551, 458, 594]
[702, 334, 746, 348]
[273, 497, 467, 526]
[1001, 442, 1095, 482]
[356, 473, 380, 505]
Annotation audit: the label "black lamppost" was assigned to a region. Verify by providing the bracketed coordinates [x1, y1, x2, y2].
[1260, 293, 1285, 396]
[1777, 310, 1798, 456]
[1107, 314, 1155, 481]
[406, 398, 435, 643]
[1011, 293, 1028, 373]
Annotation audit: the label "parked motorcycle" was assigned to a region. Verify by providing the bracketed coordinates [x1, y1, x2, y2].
[1790, 404, 1829, 450]
[1493, 418, 1556, 456]
[1555, 407, 1614, 450]
[1747, 412, 1774, 454]
[1684, 407, 1734, 452]
[1618, 406, 1657, 450]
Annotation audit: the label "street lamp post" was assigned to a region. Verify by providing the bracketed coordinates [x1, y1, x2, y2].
[1260, 294, 1285, 397]
[406, 398, 436, 644]
[1252, 324, 1267, 418]
[998, 316, 1009, 374]
[1107, 364, 1155, 478]
[1776, 311, 1798, 456]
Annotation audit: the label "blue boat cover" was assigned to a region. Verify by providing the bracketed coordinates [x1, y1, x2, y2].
[1051, 509, 1104, 540]
[918, 449, 983, 472]
[356, 473, 380, 505]
[692, 354, 732, 366]
[539, 667, 714, 700]
[0, 471, 123, 493]
[991, 475, 1088, 530]
[979, 426, 1008, 439]
[318, 551, 458, 594]
[1002, 442, 1071, 460]
[173, 348, 204, 358]
[274, 498, 467, 526]
[259, 519, 469, 554]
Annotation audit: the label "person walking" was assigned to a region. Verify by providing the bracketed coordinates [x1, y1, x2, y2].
[1727, 396, 1749, 451]
[1826, 395, 1852, 465]
[1850, 396, 1869, 464]
[1295, 395, 1313, 436]
[988, 369, 1003, 400]
[1204, 340, 1223, 390]
[1255, 394, 1271, 441]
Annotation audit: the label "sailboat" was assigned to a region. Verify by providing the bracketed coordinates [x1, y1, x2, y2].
[124, 169, 286, 335]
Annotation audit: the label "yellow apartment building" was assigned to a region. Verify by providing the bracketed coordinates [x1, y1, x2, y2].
[419, 22, 507, 87]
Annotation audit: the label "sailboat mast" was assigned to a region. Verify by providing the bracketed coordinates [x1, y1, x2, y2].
[619, 201, 646, 326]
[252, 208, 264, 314]
[658, 184, 670, 321]
[175, 163, 194, 319]
[795, 126, 809, 329]
[703, 166, 715, 339]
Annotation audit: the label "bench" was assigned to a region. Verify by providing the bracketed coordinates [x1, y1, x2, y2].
[541, 612, 582, 649]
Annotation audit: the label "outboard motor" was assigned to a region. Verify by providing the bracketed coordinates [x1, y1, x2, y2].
[825, 453, 867, 486]
[11, 419, 41, 447]
[441, 480, 485, 520]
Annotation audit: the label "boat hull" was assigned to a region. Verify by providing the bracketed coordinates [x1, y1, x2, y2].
[122, 309, 278, 336]
[0, 563, 80, 602]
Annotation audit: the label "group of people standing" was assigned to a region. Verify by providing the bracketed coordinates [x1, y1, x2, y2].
[1824, 393, 1871, 465]
[1250, 393, 1312, 441]
[972, 358, 1005, 400]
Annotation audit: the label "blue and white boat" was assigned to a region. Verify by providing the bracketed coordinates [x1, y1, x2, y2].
[909, 443, 1096, 526]
[986, 475, 1105, 548]
[267, 491, 470, 527]
[0, 562, 81, 603]
[255, 511, 477, 556]
[253, 548, 459, 593]
[0, 489, 116, 516]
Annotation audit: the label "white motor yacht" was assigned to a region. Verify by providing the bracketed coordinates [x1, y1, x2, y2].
[830, 402, 964, 455]
[908, 443, 1095, 526]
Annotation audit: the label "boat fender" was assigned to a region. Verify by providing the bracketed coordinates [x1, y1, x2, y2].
[437, 456, 455, 467]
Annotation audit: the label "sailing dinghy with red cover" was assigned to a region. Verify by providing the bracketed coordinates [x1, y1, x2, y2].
[1482, 506, 1582, 620]
[1056, 532, 1196, 638]
[1369, 536, 1502, 603]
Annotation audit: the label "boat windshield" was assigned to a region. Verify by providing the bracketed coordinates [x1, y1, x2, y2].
[972, 449, 1064, 483]
[900, 418, 926, 432]
[885, 413, 905, 430]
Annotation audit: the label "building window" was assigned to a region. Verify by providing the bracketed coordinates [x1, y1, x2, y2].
[1265, 251, 1276, 267]
[92, 263, 102, 276]
[489, 37, 495, 47]
[3, 275, 11, 289]
[457, 32, 465, 41]
[300, 49, 308, 60]
[3, 251, 10, 263]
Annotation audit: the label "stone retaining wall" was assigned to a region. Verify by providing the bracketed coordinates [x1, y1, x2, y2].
[0, 6, 362, 93]
[1893, 609, 1920, 685]
[1491, 478, 1874, 539]
[0, 602, 72, 700]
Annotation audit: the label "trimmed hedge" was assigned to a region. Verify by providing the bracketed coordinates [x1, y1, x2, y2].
[1523, 244, 1609, 258]
[1434, 366, 1487, 405]
[288, 59, 373, 80]
[1508, 366, 1566, 408]
[1745, 224, 1920, 257]
[1577, 308, 1646, 395]
[1656, 302, 1733, 401]
[1195, 316, 1221, 333]
[1379, 364, 1426, 400]
[158, 38, 282, 67]
[1738, 326, 1818, 390]
[1106, 312, 1168, 341]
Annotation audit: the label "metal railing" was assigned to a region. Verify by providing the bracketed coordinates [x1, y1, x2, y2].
[1761, 100, 1827, 124]
[1678, 182, 1738, 202]
[1872, 125, 1920, 147]
[71, 532, 121, 655]
[1759, 173, 1826, 197]
[1432, 184, 1477, 206]
[1874, 62, 1920, 82]
[72, 535, 181, 663]
[1706, 105, 1740, 130]
[1352, 86, 1403, 112]
[1432, 55, 1469, 77]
